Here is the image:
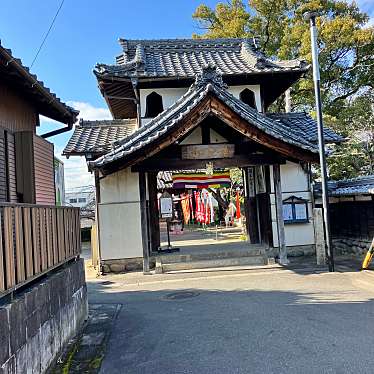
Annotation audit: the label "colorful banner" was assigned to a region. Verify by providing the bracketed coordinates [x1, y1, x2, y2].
[172, 172, 231, 189]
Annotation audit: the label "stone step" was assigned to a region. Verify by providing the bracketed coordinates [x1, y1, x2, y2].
[157, 255, 268, 273]
[158, 248, 265, 264]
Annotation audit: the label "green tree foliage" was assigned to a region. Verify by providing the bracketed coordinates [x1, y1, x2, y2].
[193, 0, 374, 179]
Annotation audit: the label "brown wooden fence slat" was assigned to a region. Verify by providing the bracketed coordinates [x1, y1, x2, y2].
[3, 207, 16, 289]
[69, 209, 74, 256]
[46, 208, 53, 267]
[32, 208, 41, 273]
[39, 208, 47, 271]
[73, 210, 80, 256]
[0, 210, 5, 291]
[58, 209, 64, 261]
[51, 208, 58, 265]
[0, 204, 80, 298]
[14, 207, 26, 283]
[76, 209, 81, 255]
[67, 209, 72, 257]
[23, 207, 34, 278]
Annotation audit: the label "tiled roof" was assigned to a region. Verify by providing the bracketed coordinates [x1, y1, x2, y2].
[315, 175, 374, 196]
[90, 67, 318, 169]
[63, 119, 137, 156]
[268, 112, 344, 144]
[0, 40, 78, 124]
[95, 38, 309, 79]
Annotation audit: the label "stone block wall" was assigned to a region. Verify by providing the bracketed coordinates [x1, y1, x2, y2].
[267, 244, 316, 259]
[101, 257, 156, 273]
[332, 237, 372, 256]
[0, 258, 88, 374]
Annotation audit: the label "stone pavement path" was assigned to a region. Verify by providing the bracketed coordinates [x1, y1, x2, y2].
[48, 303, 120, 374]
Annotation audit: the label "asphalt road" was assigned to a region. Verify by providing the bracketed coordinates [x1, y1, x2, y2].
[87, 266, 374, 374]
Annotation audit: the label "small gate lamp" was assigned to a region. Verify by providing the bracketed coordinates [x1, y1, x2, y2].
[303, 11, 335, 272]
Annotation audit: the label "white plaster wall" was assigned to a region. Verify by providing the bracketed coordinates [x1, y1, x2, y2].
[140, 87, 188, 118]
[139, 84, 262, 127]
[180, 127, 202, 145]
[98, 168, 143, 260]
[228, 85, 262, 112]
[269, 162, 315, 247]
[100, 168, 140, 203]
[180, 126, 228, 145]
[210, 128, 228, 143]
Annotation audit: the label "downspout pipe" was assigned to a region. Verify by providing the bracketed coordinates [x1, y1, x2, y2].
[40, 122, 73, 139]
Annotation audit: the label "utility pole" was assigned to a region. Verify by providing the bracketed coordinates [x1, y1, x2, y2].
[304, 11, 334, 272]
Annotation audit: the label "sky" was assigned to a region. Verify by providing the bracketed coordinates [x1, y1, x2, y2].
[0, 0, 373, 191]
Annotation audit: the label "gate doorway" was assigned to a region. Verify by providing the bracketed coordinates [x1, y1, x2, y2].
[151, 166, 274, 272]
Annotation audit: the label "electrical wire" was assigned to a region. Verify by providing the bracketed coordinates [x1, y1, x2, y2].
[30, 0, 65, 69]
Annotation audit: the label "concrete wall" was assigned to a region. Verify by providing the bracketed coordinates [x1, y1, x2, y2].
[99, 168, 143, 260]
[269, 162, 315, 248]
[0, 259, 87, 374]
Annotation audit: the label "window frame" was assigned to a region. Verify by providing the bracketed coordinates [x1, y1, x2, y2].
[282, 195, 309, 224]
[145, 91, 164, 118]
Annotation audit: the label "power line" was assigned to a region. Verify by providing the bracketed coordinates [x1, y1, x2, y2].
[30, 0, 65, 69]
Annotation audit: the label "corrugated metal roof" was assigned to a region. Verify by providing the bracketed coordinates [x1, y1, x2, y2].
[95, 38, 308, 79]
[63, 119, 137, 156]
[90, 67, 319, 169]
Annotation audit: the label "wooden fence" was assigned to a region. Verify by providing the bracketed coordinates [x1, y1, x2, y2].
[0, 203, 80, 296]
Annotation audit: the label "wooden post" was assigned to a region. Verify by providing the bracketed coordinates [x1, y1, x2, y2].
[94, 170, 102, 274]
[147, 172, 160, 251]
[139, 172, 150, 274]
[273, 164, 289, 265]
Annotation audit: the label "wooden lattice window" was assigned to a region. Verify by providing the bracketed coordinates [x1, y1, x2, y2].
[282, 196, 309, 224]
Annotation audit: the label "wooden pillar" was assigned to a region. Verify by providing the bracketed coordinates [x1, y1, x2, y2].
[94, 170, 102, 274]
[273, 164, 289, 264]
[244, 167, 260, 244]
[147, 172, 160, 251]
[139, 172, 150, 273]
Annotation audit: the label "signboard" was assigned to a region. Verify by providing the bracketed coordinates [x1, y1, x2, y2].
[295, 203, 307, 220]
[160, 192, 173, 219]
[282, 204, 293, 221]
[282, 196, 309, 223]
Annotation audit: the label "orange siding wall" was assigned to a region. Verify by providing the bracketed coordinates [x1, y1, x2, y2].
[33, 135, 55, 205]
[0, 83, 38, 132]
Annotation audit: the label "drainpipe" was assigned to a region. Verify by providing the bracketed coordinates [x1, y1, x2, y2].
[41, 122, 73, 139]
